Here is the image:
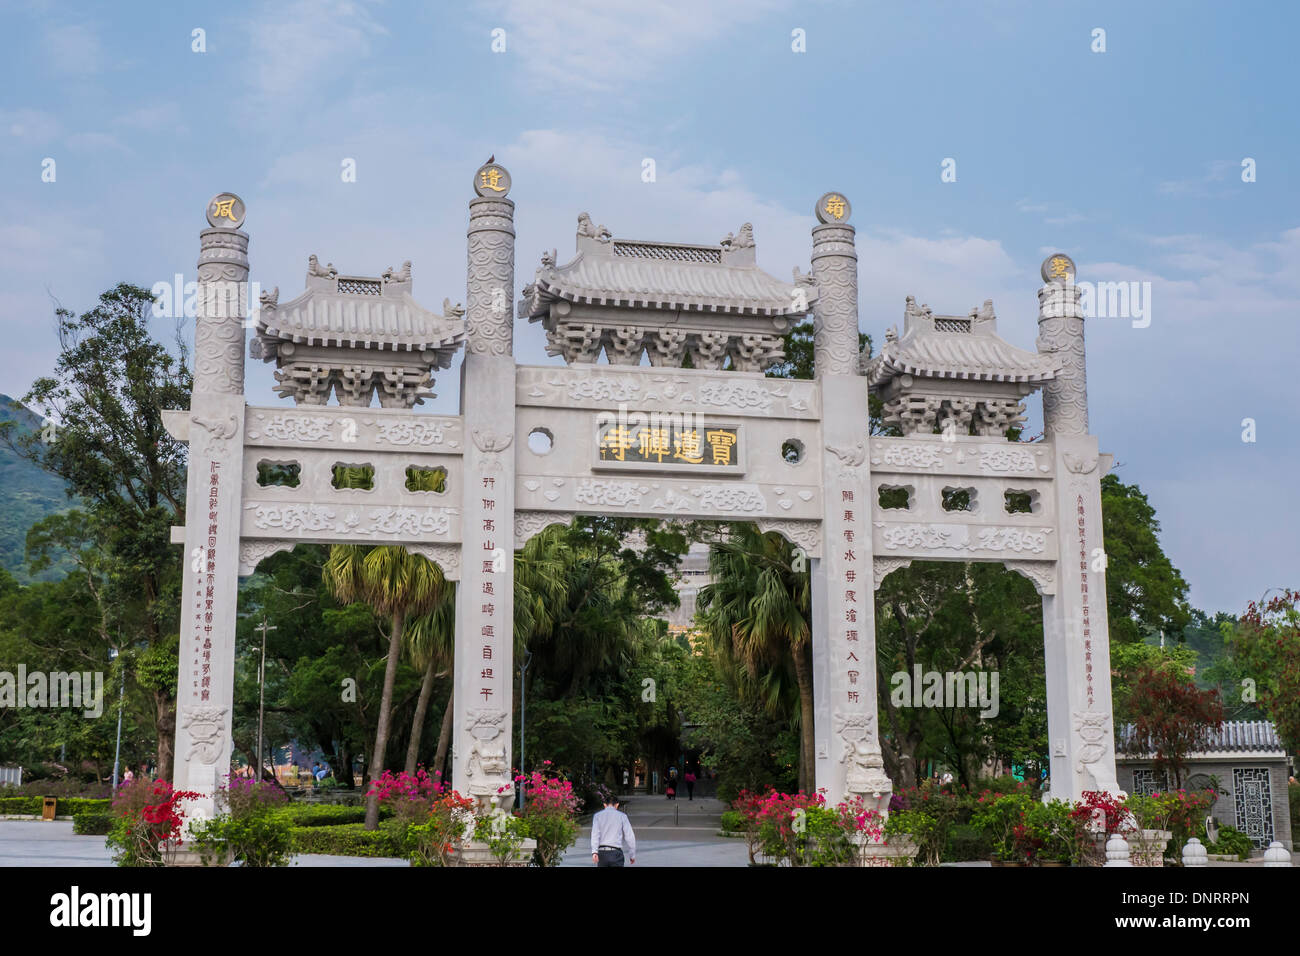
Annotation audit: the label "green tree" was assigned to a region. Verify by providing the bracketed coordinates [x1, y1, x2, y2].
[323, 546, 447, 829]
[401, 583, 456, 777]
[1228, 589, 1300, 757]
[1100, 474, 1191, 644]
[0, 284, 191, 780]
[697, 524, 814, 793]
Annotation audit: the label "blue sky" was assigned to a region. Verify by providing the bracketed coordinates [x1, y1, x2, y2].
[2, 0, 1296, 614]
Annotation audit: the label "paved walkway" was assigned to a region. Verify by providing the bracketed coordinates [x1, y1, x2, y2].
[0, 820, 405, 867]
[558, 794, 750, 867]
[1, 816, 1268, 868]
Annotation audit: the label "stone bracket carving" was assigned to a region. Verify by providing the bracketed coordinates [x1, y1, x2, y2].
[755, 519, 823, 558]
[407, 543, 462, 580]
[1002, 560, 1057, 595]
[514, 510, 577, 548]
[872, 557, 913, 590]
[238, 538, 297, 576]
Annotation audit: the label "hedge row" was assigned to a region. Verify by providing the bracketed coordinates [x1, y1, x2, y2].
[289, 822, 405, 858]
[268, 804, 380, 828]
[0, 797, 111, 816]
[72, 812, 115, 835]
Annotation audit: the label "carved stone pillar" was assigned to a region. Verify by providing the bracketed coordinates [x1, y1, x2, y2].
[173, 193, 251, 818]
[808, 193, 891, 809]
[454, 163, 517, 809]
[810, 192, 859, 377]
[1034, 256, 1120, 800]
[1035, 255, 1088, 439]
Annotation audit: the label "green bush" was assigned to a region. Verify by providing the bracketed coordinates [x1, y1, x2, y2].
[192, 814, 294, 867]
[1205, 823, 1254, 861]
[1290, 784, 1299, 840]
[73, 812, 114, 835]
[289, 822, 406, 858]
[719, 810, 745, 834]
[944, 823, 995, 862]
[268, 804, 373, 828]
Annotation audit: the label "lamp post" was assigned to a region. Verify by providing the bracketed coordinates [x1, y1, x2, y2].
[109, 648, 125, 791]
[238, 611, 277, 781]
[518, 648, 532, 809]
[255, 616, 276, 781]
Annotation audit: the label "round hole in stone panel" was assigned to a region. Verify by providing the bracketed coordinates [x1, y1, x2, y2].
[528, 427, 554, 455]
[781, 439, 804, 464]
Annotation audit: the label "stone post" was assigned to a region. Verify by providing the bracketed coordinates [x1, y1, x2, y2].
[173, 193, 251, 818]
[1035, 254, 1120, 801]
[809, 193, 890, 810]
[453, 162, 517, 809]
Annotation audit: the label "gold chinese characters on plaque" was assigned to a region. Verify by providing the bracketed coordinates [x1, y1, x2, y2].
[598, 420, 741, 468]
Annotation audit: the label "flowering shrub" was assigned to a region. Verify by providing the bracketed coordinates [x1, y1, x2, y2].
[408, 790, 476, 867]
[1124, 789, 1215, 863]
[885, 781, 971, 865]
[1070, 789, 1128, 837]
[970, 788, 1036, 862]
[190, 774, 293, 867]
[1012, 800, 1085, 864]
[106, 778, 202, 867]
[369, 767, 447, 826]
[473, 811, 531, 865]
[515, 765, 581, 866]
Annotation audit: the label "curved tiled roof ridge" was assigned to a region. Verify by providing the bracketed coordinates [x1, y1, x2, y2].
[255, 287, 466, 354]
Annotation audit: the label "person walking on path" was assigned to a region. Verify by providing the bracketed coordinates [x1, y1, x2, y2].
[684, 771, 696, 801]
[665, 766, 678, 800]
[590, 795, 636, 867]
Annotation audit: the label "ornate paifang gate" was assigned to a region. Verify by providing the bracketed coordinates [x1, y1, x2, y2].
[166, 164, 1119, 821]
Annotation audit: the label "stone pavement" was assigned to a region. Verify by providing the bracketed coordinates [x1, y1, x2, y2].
[0, 817, 1273, 868]
[0, 820, 405, 867]
[558, 793, 750, 867]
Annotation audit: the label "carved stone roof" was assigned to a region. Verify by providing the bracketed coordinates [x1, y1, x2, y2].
[251, 260, 466, 363]
[521, 217, 818, 319]
[865, 297, 1060, 386]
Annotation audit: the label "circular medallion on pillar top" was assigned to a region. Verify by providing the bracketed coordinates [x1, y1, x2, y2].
[473, 162, 511, 198]
[205, 192, 246, 229]
[1041, 252, 1077, 284]
[814, 191, 851, 224]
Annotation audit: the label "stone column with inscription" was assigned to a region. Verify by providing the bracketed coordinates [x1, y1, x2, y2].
[810, 193, 891, 809]
[1035, 254, 1121, 800]
[173, 193, 251, 818]
[452, 162, 517, 809]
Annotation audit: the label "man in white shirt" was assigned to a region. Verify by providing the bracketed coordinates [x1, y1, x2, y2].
[590, 795, 636, 867]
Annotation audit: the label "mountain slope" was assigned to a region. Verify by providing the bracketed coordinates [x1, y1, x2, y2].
[0, 395, 75, 582]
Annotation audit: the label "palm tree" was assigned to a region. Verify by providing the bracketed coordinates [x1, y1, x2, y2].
[401, 581, 456, 777]
[697, 523, 814, 792]
[323, 545, 445, 829]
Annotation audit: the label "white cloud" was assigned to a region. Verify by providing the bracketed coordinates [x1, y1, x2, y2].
[42, 21, 104, 74]
[1157, 159, 1240, 197]
[243, 0, 388, 106]
[3, 108, 60, 143]
[484, 0, 794, 93]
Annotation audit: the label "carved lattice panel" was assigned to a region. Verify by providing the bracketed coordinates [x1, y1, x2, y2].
[1130, 768, 1168, 797]
[1232, 767, 1274, 848]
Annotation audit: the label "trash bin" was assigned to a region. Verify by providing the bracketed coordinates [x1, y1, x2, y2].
[41, 796, 57, 821]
